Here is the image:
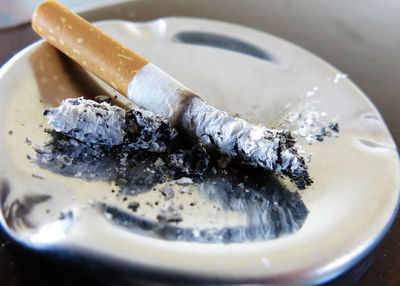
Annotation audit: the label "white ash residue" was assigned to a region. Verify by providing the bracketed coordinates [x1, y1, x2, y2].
[174, 177, 193, 185]
[32, 168, 45, 179]
[161, 186, 174, 200]
[44, 98, 126, 146]
[156, 204, 182, 223]
[25, 137, 32, 145]
[280, 88, 340, 145]
[305, 86, 319, 98]
[179, 188, 192, 195]
[44, 98, 176, 152]
[154, 157, 165, 167]
[333, 73, 348, 84]
[181, 98, 311, 188]
[284, 110, 339, 145]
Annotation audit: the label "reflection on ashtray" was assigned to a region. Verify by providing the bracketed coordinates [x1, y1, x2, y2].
[32, 127, 308, 243]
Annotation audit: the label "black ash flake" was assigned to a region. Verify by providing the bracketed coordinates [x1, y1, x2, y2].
[127, 201, 140, 212]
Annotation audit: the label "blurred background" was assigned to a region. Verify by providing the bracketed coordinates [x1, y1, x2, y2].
[0, 0, 121, 28]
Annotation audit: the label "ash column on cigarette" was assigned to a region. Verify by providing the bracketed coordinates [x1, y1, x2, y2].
[181, 98, 311, 188]
[127, 64, 311, 188]
[44, 97, 176, 152]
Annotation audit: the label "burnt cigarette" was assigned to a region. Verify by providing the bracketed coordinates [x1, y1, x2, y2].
[44, 97, 176, 152]
[32, 1, 311, 187]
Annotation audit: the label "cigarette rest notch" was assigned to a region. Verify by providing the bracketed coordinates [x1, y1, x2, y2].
[173, 31, 274, 62]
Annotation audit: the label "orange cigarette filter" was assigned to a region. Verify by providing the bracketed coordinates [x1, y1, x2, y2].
[32, 0, 148, 96]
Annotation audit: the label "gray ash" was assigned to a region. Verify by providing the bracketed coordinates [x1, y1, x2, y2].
[174, 177, 193, 185]
[124, 108, 176, 153]
[25, 137, 32, 145]
[44, 98, 126, 146]
[160, 187, 174, 200]
[156, 204, 183, 223]
[274, 131, 312, 189]
[312, 122, 340, 143]
[283, 106, 340, 146]
[181, 98, 311, 189]
[329, 122, 339, 133]
[43, 98, 176, 152]
[33, 129, 211, 194]
[168, 143, 209, 176]
[35, 121, 310, 189]
[127, 201, 140, 212]
[34, 131, 165, 193]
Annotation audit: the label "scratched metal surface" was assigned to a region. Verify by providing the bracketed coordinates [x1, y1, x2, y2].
[0, 17, 399, 285]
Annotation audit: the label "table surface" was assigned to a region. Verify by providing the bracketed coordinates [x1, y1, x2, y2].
[0, 1, 399, 285]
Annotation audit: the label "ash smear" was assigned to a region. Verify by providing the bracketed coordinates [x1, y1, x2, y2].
[32, 129, 308, 243]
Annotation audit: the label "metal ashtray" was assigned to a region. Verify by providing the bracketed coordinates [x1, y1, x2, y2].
[0, 17, 399, 285]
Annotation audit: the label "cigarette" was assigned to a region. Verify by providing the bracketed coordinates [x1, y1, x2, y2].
[32, 1, 311, 188]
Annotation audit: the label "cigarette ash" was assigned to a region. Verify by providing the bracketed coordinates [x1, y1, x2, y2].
[44, 97, 177, 152]
[279, 86, 340, 151]
[161, 186, 174, 200]
[124, 106, 177, 153]
[42, 97, 311, 188]
[33, 130, 179, 193]
[127, 201, 140, 212]
[157, 203, 183, 223]
[284, 111, 339, 145]
[182, 98, 311, 189]
[44, 98, 126, 146]
[30, 97, 309, 242]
